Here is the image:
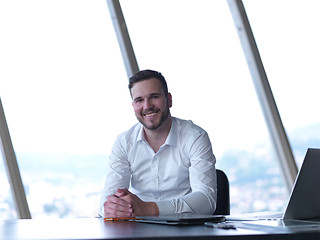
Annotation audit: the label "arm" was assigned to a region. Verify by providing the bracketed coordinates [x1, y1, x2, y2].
[156, 131, 217, 215]
[101, 134, 160, 217]
[101, 135, 132, 217]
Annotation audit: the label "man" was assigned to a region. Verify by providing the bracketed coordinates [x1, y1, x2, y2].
[102, 70, 217, 217]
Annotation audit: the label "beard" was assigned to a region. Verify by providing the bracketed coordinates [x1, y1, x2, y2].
[137, 107, 170, 130]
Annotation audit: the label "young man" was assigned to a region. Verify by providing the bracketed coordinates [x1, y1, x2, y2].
[102, 70, 217, 217]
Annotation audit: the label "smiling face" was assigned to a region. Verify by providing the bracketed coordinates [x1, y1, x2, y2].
[131, 77, 172, 131]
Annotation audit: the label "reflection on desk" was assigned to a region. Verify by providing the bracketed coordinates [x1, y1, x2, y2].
[1, 218, 320, 240]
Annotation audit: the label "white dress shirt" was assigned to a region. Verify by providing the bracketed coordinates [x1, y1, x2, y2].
[101, 117, 217, 215]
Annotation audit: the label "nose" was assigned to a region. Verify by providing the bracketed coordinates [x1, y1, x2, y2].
[143, 99, 153, 110]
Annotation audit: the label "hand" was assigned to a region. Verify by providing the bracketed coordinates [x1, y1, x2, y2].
[103, 189, 133, 218]
[103, 188, 159, 217]
[117, 189, 159, 217]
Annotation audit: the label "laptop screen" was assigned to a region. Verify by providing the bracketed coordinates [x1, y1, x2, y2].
[283, 148, 320, 220]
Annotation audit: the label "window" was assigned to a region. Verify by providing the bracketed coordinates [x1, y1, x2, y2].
[0, 154, 17, 218]
[120, 0, 287, 214]
[244, 0, 320, 168]
[3, 0, 309, 217]
[0, 0, 135, 218]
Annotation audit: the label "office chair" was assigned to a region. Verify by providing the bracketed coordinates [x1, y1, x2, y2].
[213, 169, 230, 215]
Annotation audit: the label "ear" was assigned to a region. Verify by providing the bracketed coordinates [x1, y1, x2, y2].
[167, 92, 172, 108]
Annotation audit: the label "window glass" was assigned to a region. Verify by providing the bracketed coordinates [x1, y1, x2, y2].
[0, 0, 135, 218]
[0, 154, 17, 218]
[243, 0, 320, 168]
[120, 0, 287, 214]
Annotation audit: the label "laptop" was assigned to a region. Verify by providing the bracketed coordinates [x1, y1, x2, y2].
[232, 148, 320, 229]
[136, 213, 226, 225]
[282, 148, 320, 220]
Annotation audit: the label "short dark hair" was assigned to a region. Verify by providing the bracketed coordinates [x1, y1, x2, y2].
[128, 69, 168, 97]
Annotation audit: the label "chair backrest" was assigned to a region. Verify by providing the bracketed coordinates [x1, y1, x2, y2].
[213, 169, 230, 215]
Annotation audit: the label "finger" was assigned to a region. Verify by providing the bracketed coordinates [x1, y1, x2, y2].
[108, 195, 132, 208]
[104, 208, 132, 218]
[104, 204, 132, 218]
[103, 197, 133, 217]
[116, 188, 131, 195]
[114, 191, 126, 198]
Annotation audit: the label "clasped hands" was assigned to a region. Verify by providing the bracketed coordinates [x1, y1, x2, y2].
[103, 188, 159, 218]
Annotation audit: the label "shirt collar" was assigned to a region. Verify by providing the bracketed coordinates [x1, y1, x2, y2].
[164, 118, 178, 147]
[137, 125, 144, 142]
[136, 118, 178, 148]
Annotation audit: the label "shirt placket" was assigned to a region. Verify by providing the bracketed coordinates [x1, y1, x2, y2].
[151, 154, 160, 200]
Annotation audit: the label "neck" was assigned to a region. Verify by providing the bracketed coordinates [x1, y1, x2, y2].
[143, 116, 172, 152]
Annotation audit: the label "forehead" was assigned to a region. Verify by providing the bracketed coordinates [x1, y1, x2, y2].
[131, 78, 163, 98]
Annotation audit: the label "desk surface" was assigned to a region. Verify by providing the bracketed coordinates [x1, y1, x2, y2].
[1, 218, 320, 240]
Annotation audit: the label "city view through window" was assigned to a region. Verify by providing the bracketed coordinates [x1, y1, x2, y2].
[1, 0, 319, 219]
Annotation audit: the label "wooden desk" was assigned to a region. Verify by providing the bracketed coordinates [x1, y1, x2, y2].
[1, 218, 320, 240]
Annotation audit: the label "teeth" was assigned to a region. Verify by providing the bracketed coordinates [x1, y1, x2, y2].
[145, 112, 156, 117]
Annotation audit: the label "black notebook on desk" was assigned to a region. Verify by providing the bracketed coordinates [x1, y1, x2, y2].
[136, 214, 226, 225]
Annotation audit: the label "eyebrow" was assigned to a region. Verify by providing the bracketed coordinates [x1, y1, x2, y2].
[133, 92, 162, 102]
[150, 93, 162, 97]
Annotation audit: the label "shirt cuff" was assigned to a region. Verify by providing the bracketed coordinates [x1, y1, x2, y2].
[155, 200, 175, 215]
